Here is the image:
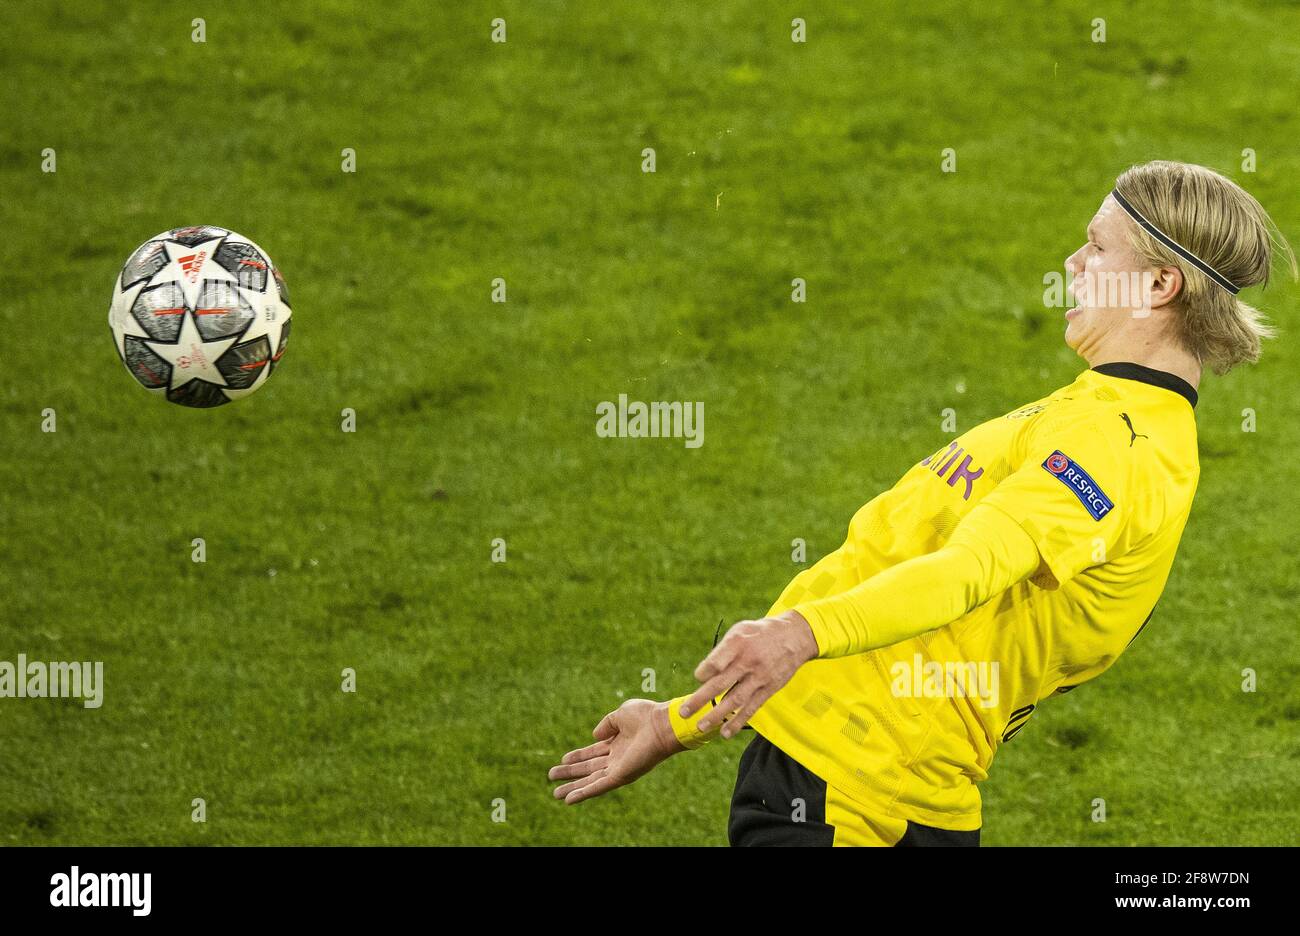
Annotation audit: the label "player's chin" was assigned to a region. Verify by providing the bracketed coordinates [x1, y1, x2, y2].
[1063, 311, 1085, 350]
[1063, 303, 1100, 347]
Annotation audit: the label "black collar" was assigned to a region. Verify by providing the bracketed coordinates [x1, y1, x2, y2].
[1092, 362, 1198, 409]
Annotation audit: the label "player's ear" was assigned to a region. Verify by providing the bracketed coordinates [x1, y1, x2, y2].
[1146, 264, 1183, 309]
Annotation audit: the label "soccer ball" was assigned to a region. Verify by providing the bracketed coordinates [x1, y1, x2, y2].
[108, 225, 292, 407]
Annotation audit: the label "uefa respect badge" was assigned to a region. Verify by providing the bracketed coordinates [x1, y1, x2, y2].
[1042, 450, 1114, 520]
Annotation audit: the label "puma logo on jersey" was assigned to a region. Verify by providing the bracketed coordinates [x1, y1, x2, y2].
[1119, 412, 1148, 447]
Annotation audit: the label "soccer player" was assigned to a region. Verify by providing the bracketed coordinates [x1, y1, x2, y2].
[549, 161, 1296, 845]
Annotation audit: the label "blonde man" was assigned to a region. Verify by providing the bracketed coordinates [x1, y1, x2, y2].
[550, 161, 1295, 846]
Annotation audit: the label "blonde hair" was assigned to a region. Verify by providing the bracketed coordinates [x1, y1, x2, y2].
[1114, 160, 1297, 374]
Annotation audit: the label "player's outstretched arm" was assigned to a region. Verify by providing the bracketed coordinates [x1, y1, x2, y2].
[683, 502, 1042, 738]
[548, 699, 686, 805]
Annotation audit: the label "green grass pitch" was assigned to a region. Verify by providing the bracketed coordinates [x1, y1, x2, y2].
[1, 0, 1298, 845]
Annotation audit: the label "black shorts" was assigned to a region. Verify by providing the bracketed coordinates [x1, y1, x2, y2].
[728, 732, 980, 847]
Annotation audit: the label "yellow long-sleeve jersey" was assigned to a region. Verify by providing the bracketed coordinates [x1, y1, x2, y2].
[674, 363, 1200, 831]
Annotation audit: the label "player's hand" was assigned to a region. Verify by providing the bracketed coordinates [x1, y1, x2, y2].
[548, 698, 685, 805]
[680, 610, 819, 739]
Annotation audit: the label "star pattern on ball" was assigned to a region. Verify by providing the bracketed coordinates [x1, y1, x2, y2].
[237, 279, 287, 369]
[151, 237, 237, 310]
[110, 228, 292, 407]
[110, 280, 150, 360]
[144, 307, 239, 391]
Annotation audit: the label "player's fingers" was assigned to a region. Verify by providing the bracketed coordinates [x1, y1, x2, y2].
[592, 711, 618, 741]
[694, 630, 745, 682]
[696, 677, 754, 734]
[548, 743, 608, 780]
[552, 766, 608, 801]
[678, 671, 735, 720]
[720, 687, 769, 739]
[548, 752, 608, 782]
[564, 770, 623, 805]
[558, 738, 611, 766]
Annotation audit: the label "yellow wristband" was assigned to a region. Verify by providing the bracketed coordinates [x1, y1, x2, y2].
[667, 694, 722, 750]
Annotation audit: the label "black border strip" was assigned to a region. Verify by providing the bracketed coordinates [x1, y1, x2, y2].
[1093, 361, 1198, 409]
